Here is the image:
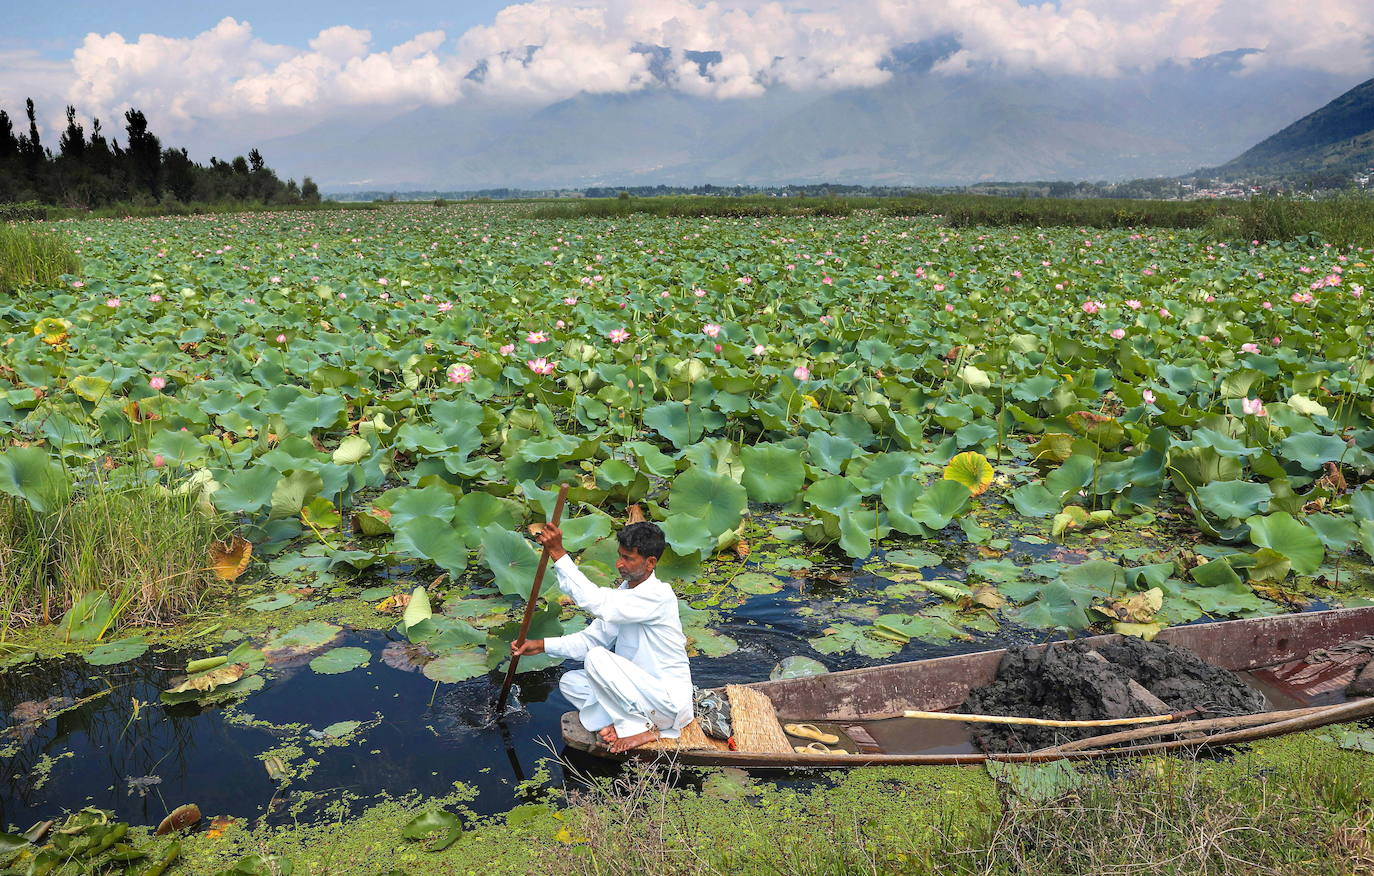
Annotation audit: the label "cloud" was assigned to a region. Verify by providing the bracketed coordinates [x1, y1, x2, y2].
[3, 0, 1370, 147]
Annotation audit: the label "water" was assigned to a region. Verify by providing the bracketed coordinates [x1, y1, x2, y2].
[0, 570, 1018, 831]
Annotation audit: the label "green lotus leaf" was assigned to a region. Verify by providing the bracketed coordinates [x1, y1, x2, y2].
[873, 613, 964, 642]
[880, 475, 927, 535]
[1044, 455, 1095, 502]
[668, 466, 746, 536]
[739, 443, 805, 504]
[310, 646, 371, 674]
[148, 429, 209, 467]
[1305, 514, 1358, 552]
[245, 592, 298, 612]
[733, 572, 784, 595]
[1196, 480, 1273, 519]
[332, 435, 372, 464]
[1246, 512, 1324, 575]
[643, 401, 704, 449]
[1277, 432, 1348, 471]
[388, 485, 459, 527]
[265, 621, 341, 653]
[0, 447, 72, 514]
[269, 469, 323, 519]
[393, 516, 469, 578]
[1351, 487, 1374, 522]
[480, 524, 541, 599]
[561, 514, 613, 552]
[807, 622, 901, 659]
[909, 479, 972, 531]
[85, 636, 148, 665]
[808, 431, 859, 475]
[660, 514, 718, 559]
[1007, 580, 1094, 630]
[282, 393, 346, 435]
[769, 656, 829, 680]
[213, 465, 282, 514]
[805, 476, 861, 517]
[885, 548, 941, 570]
[1010, 483, 1060, 517]
[323, 720, 362, 737]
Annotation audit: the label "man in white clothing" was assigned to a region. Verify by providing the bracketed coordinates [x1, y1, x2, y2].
[509, 521, 694, 753]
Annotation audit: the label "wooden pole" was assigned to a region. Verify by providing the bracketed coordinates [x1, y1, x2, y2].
[1031, 704, 1338, 755]
[495, 483, 570, 715]
[901, 709, 1185, 728]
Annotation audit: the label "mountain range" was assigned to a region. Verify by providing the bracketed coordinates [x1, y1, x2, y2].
[1213, 75, 1374, 178]
[258, 43, 1368, 191]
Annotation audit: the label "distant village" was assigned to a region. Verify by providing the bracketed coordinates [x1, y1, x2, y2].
[338, 168, 1374, 204]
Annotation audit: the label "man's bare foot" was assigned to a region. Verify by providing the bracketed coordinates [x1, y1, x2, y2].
[596, 726, 618, 747]
[609, 728, 660, 753]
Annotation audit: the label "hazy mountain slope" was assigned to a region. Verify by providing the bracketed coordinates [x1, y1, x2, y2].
[258, 60, 1362, 189]
[1216, 76, 1374, 176]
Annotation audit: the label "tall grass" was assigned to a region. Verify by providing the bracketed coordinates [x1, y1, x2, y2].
[526, 192, 1374, 245]
[0, 224, 80, 294]
[1, 478, 231, 635]
[553, 737, 1374, 875]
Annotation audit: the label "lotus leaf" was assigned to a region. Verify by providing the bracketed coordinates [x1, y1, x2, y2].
[769, 656, 828, 680]
[943, 451, 994, 496]
[739, 444, 805, 503]
[309, 647, 371, 675]
[1196, 480, 1273, 519]
[1246, 512, 1324, 575]
[85, 637, 149, 666]
[668, 467, 746, 536]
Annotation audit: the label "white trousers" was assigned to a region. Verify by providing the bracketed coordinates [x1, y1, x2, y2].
[560, 646, 682, 739]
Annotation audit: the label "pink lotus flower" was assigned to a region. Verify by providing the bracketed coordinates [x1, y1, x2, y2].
[152, 453, 165, 468]
[564, 297, 578, 306]
[526, 331, 549, 344]
[1352, 285, 1364, 298]
[149, 376, 167, 391]
[447, 364, 473, 383]
[499, 343, 516, 356]
[275, 334, 287, 343]
[437, 302, 453, 312]
[1157, 308, 1170, 318]
[1241, 398, 1267, 417]
[106, 297, 121, 308]
[660, 290, 671, 298]
[713, 343, 722, 353]
[793, 365, 811, 380]
[702, 323, 722, 338]
[823, 277, 834, 286]
[243, 297, 256, 304]
[737, 277, 752, 285]
[71, 281, 84, 288]
[1110, 328, 1126, 339]
[1262, 301, 1272, 310]
[945, 303, 955, 312]
[269, 276, 281, 284]
[752, 344, 766, 356]
[527, 358, 556, 376]
[694, 288, 707, 297]
[148, 294, 162, 303]
[608, 328, 630, 344]
[377, 278, 388, 286]
[1142, 389, 1156, 405]
[1241, 342, 1260, 354]
[556, 320, 565, 329]
[1080, 300, 1103, 314]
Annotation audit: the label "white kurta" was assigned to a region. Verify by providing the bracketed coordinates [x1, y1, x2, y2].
[542, 554, 694, 738]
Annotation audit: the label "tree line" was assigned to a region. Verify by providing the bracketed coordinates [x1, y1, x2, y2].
[0, 99, 320, 209]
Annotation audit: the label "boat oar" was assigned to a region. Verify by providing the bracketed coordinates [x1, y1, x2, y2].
[901, 709, 1197, 728]
[495, 483, 570, 716]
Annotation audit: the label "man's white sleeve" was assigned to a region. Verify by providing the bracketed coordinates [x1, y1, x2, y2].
[543, 617, 616, 660]
[550, 555, 665, 624]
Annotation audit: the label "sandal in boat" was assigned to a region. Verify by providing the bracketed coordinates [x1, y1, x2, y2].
[794, 742, 835, 754]
[784, 723, 839, 745]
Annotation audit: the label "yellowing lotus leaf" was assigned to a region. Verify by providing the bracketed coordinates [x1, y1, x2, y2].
[209, 536, 252, 581]
[165, 662, 246, 694]
[943, 451, 994, 497]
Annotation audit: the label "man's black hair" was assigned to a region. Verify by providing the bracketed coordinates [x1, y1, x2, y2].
[617, 521, 666, 560]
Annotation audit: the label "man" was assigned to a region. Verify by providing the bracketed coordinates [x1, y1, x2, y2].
[509, 521, 693, 752]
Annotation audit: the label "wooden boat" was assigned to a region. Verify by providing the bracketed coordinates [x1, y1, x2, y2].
[561, 605, 1374, 766]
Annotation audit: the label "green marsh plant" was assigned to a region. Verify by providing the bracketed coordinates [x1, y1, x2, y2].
[0, 224, 79, 294]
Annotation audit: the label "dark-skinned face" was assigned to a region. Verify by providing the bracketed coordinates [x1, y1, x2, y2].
[616, 545, 657, 587]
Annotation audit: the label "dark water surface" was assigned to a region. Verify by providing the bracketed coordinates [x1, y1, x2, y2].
[0, 559, 1034, 831]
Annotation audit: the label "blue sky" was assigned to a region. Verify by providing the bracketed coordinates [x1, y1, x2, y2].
[3, 0, 515, 58]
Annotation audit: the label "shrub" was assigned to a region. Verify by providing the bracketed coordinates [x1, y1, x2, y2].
[0, 224, 80, 294]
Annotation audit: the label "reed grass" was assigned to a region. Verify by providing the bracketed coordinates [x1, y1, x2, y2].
[53, 480, 231, 628]
[525, 192, 1374, 246]
[1, 476, 231, 635]
[0, 224, 80, 294]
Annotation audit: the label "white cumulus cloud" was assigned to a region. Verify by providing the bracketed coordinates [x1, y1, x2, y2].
[1, 0, 1369, 147]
